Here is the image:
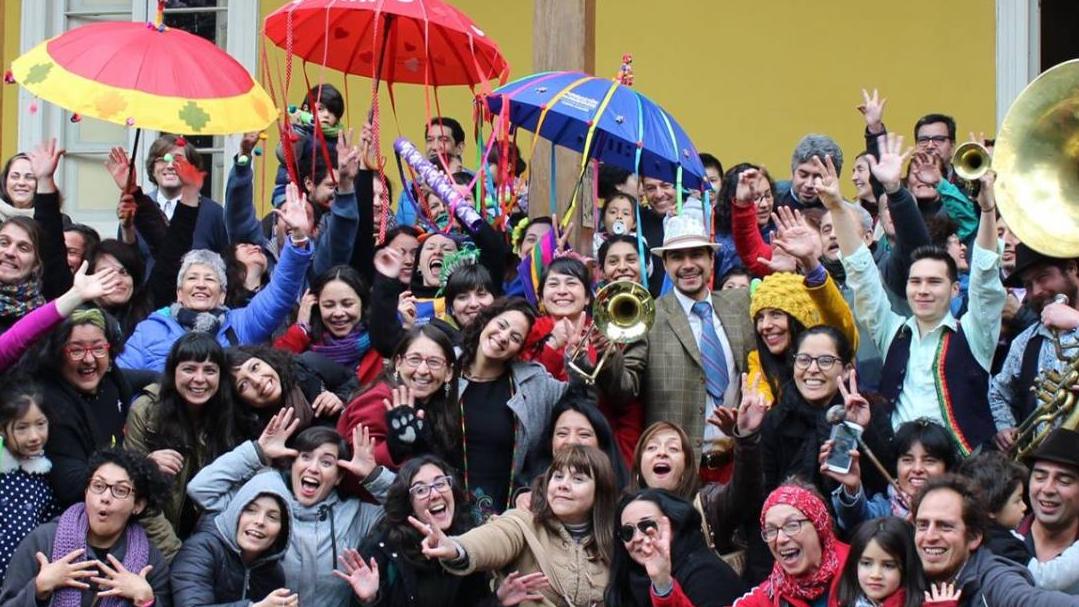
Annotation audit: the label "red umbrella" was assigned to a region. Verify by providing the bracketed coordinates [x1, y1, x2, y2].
[263, 0, 509, 87]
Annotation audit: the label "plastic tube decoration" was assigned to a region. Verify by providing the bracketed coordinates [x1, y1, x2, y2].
[394, 136, 483, 232]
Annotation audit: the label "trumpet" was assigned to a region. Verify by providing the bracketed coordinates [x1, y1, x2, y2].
[566, 281, 654, 384]
[951, 141, 992, 181]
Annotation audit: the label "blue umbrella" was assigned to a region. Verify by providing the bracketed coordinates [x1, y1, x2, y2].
[485, 70, 707, 192]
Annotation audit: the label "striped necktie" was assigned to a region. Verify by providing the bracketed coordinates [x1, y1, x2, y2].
[691, 300, 730, 401]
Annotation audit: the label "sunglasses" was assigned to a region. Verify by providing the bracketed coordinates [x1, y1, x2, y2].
[618, 518, 658, 543]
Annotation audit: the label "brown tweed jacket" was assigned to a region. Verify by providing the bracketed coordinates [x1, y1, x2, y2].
[634, 288, 755, 451]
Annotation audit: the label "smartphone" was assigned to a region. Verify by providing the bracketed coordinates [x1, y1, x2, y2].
[825, 421, 863, 474]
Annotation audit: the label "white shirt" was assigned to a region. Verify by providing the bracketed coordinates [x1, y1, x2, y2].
[155, 189, 180, 221]
[672, 288, 738, 445]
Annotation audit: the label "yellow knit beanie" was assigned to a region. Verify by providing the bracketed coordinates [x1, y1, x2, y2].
[749, 272, 820, 329]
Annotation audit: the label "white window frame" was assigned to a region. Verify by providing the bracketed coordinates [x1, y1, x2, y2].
[995, 0, 1041, 128]
[17, 0, 258, 233]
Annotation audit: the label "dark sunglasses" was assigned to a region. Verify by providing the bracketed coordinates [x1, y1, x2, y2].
[618, 518, 658, 543]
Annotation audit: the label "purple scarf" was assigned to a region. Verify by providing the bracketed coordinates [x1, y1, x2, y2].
[310, 324, 371, 368]
[50, 503, 150, 607]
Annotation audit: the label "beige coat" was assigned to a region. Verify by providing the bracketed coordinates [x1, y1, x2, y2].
[447, 509, 608, 607]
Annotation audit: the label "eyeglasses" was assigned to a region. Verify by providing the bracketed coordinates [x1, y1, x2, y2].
[401, 354, 447, 372]
[618, 518, 658, 543]
[761, 518, 810, 542]
[793, 353, 840, 371]
[916, 135, 951, 145]
[409, 475, 452, 499]
[88, 478, 134, 500]
[64, 344, 110, 361]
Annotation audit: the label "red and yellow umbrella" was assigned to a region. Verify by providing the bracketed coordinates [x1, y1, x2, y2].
[10, 20, 275, 134]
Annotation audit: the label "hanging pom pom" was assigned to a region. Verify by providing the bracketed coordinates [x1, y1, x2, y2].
[3, 70, 15, 84]
[125, 117, 136, 126]
[28, 101, 38, 115]
[163, 153, 175, 165]
[236, 154, 250, 167]
[175, 136, 187, 147]
[70, 113, 82, 123]
[616, 53, 634, 87]
[253, 147, 263, 157]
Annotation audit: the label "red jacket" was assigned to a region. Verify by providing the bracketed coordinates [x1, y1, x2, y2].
[650, 579, 695, 607]
[731, 202, 775, 278]
[337, 381, 395, 496]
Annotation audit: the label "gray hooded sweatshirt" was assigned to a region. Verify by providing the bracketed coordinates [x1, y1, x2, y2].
[171, 470, 294, 607]
[186, 440, 394, 607]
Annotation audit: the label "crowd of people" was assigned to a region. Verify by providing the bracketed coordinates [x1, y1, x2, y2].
[0, 81, 1077, 607]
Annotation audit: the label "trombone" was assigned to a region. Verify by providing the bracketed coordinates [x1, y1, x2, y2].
[566, 280, 654, 384]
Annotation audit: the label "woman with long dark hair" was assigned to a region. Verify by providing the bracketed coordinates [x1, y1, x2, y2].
[605, 489, 745, 607]
[228, 345, 358, 432]
[358, 455, 492, 606]
[125, 332, 255, 557]
[275, 265, 383, 385]
[338, 325, 459, 479]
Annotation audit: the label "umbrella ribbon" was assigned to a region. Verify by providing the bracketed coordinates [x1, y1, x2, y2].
[563, 78, 619, 229]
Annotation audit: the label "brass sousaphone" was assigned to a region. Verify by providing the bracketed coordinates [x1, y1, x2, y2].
[996, 59, 1079, 459]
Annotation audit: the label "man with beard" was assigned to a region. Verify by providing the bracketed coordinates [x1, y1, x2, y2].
[912, 474, 1079, 606]
[774, 134, 843, 211]
[637, 213, 755, 461]
[1019, 429, 1079, 594]
[989, 245, 1079, 450]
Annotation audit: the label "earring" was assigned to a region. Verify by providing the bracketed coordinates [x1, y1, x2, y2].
[394, 370, 402, 384]
[443, 382, 450, 397]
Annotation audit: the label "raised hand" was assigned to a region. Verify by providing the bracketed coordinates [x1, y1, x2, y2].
[709, 373, 769, 436]
[274, 183, 313, 242]
[496, 571, 550, 606]
[240, 132, 261, 158]
[147, 449, 184, 476]
[70, 261, 120, 303]
[397, 290, 418, 330]
[756, 247, 799, 274]
[311, 391, 344, 418]
[867, 133, 913, 193]
[105, 146, 134, 192]
[335, 128, 361, 191]
[733, 168, 762, 208]
[116, 193, 138, 227]
[91, 554, 154, 603]
[358, 121, 379, 171]
[976, 167, 996, 213]
[33, 550, 98, 600]
[333, 549, 380, 602]
[383, 385, 421, 415]
[771, 206, 822, 269]
[258, 407, 301, 460]
[819, 439, 862, 492]
[28, 138, 65, 194]
[338, 424, 377, 480]
[373, 247, 405, 280]
[910, 152, 942, 188]
[642, 516, 674, 589]
[296, 289, 317, 327]
[552, 212, 576, 251]
[809, 155, 843, 210]
[925, 581, 962, 604]
[857, 88, 887, 134]
[407, 514, 459, 560]
[837, 369, 870, 427]
[252, 587, 299, 607]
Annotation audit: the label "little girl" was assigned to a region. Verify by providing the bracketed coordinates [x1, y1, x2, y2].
[835, 517, 961, 607]
[592, 192, 640, 257]
[0, 378, 58, 582]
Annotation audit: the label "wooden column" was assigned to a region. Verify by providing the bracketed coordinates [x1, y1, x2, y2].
[530, 0, 595, 250]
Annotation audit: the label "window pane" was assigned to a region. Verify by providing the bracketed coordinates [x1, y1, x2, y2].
[164, 2, 228, 48]
[64, 154, 118, 212]
[66, 0, 130, 12]
[64, 115, 127, 147]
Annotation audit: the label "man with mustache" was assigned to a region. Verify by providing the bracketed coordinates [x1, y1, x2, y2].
[635, 213, 754, 473]
[988, 244, 1079, 451]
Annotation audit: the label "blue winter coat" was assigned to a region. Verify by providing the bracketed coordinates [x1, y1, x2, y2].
[117, 239, 313, 373]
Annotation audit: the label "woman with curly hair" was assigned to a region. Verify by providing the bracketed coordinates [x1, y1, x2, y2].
[0, 448, 173, 606]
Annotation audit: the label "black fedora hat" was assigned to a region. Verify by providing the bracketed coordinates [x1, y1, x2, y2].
[1024, 427, 1079, 470]
[1004, 243, 1071, 288]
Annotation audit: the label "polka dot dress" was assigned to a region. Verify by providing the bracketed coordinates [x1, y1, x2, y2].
[0, 463, 59, 584]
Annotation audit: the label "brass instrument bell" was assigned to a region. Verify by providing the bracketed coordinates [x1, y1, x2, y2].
[567, 280, 654, 384]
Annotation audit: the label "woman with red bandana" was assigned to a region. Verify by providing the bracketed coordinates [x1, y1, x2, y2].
[732, 483, 850, 607]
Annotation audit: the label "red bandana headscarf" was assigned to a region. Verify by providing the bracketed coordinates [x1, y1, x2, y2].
[760, 485, 843, 603]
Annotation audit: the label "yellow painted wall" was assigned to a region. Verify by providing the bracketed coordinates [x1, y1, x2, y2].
[1, 0, 22, 164]
[1, 0, 995, 205]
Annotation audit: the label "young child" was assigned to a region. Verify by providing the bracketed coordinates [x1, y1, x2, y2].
[591, 192, 639, 258]
[958, 451, 1030, 564]
[273, 83, 345, 205]
[836, 516, 961, 607]
[0, 378, 59, 582]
